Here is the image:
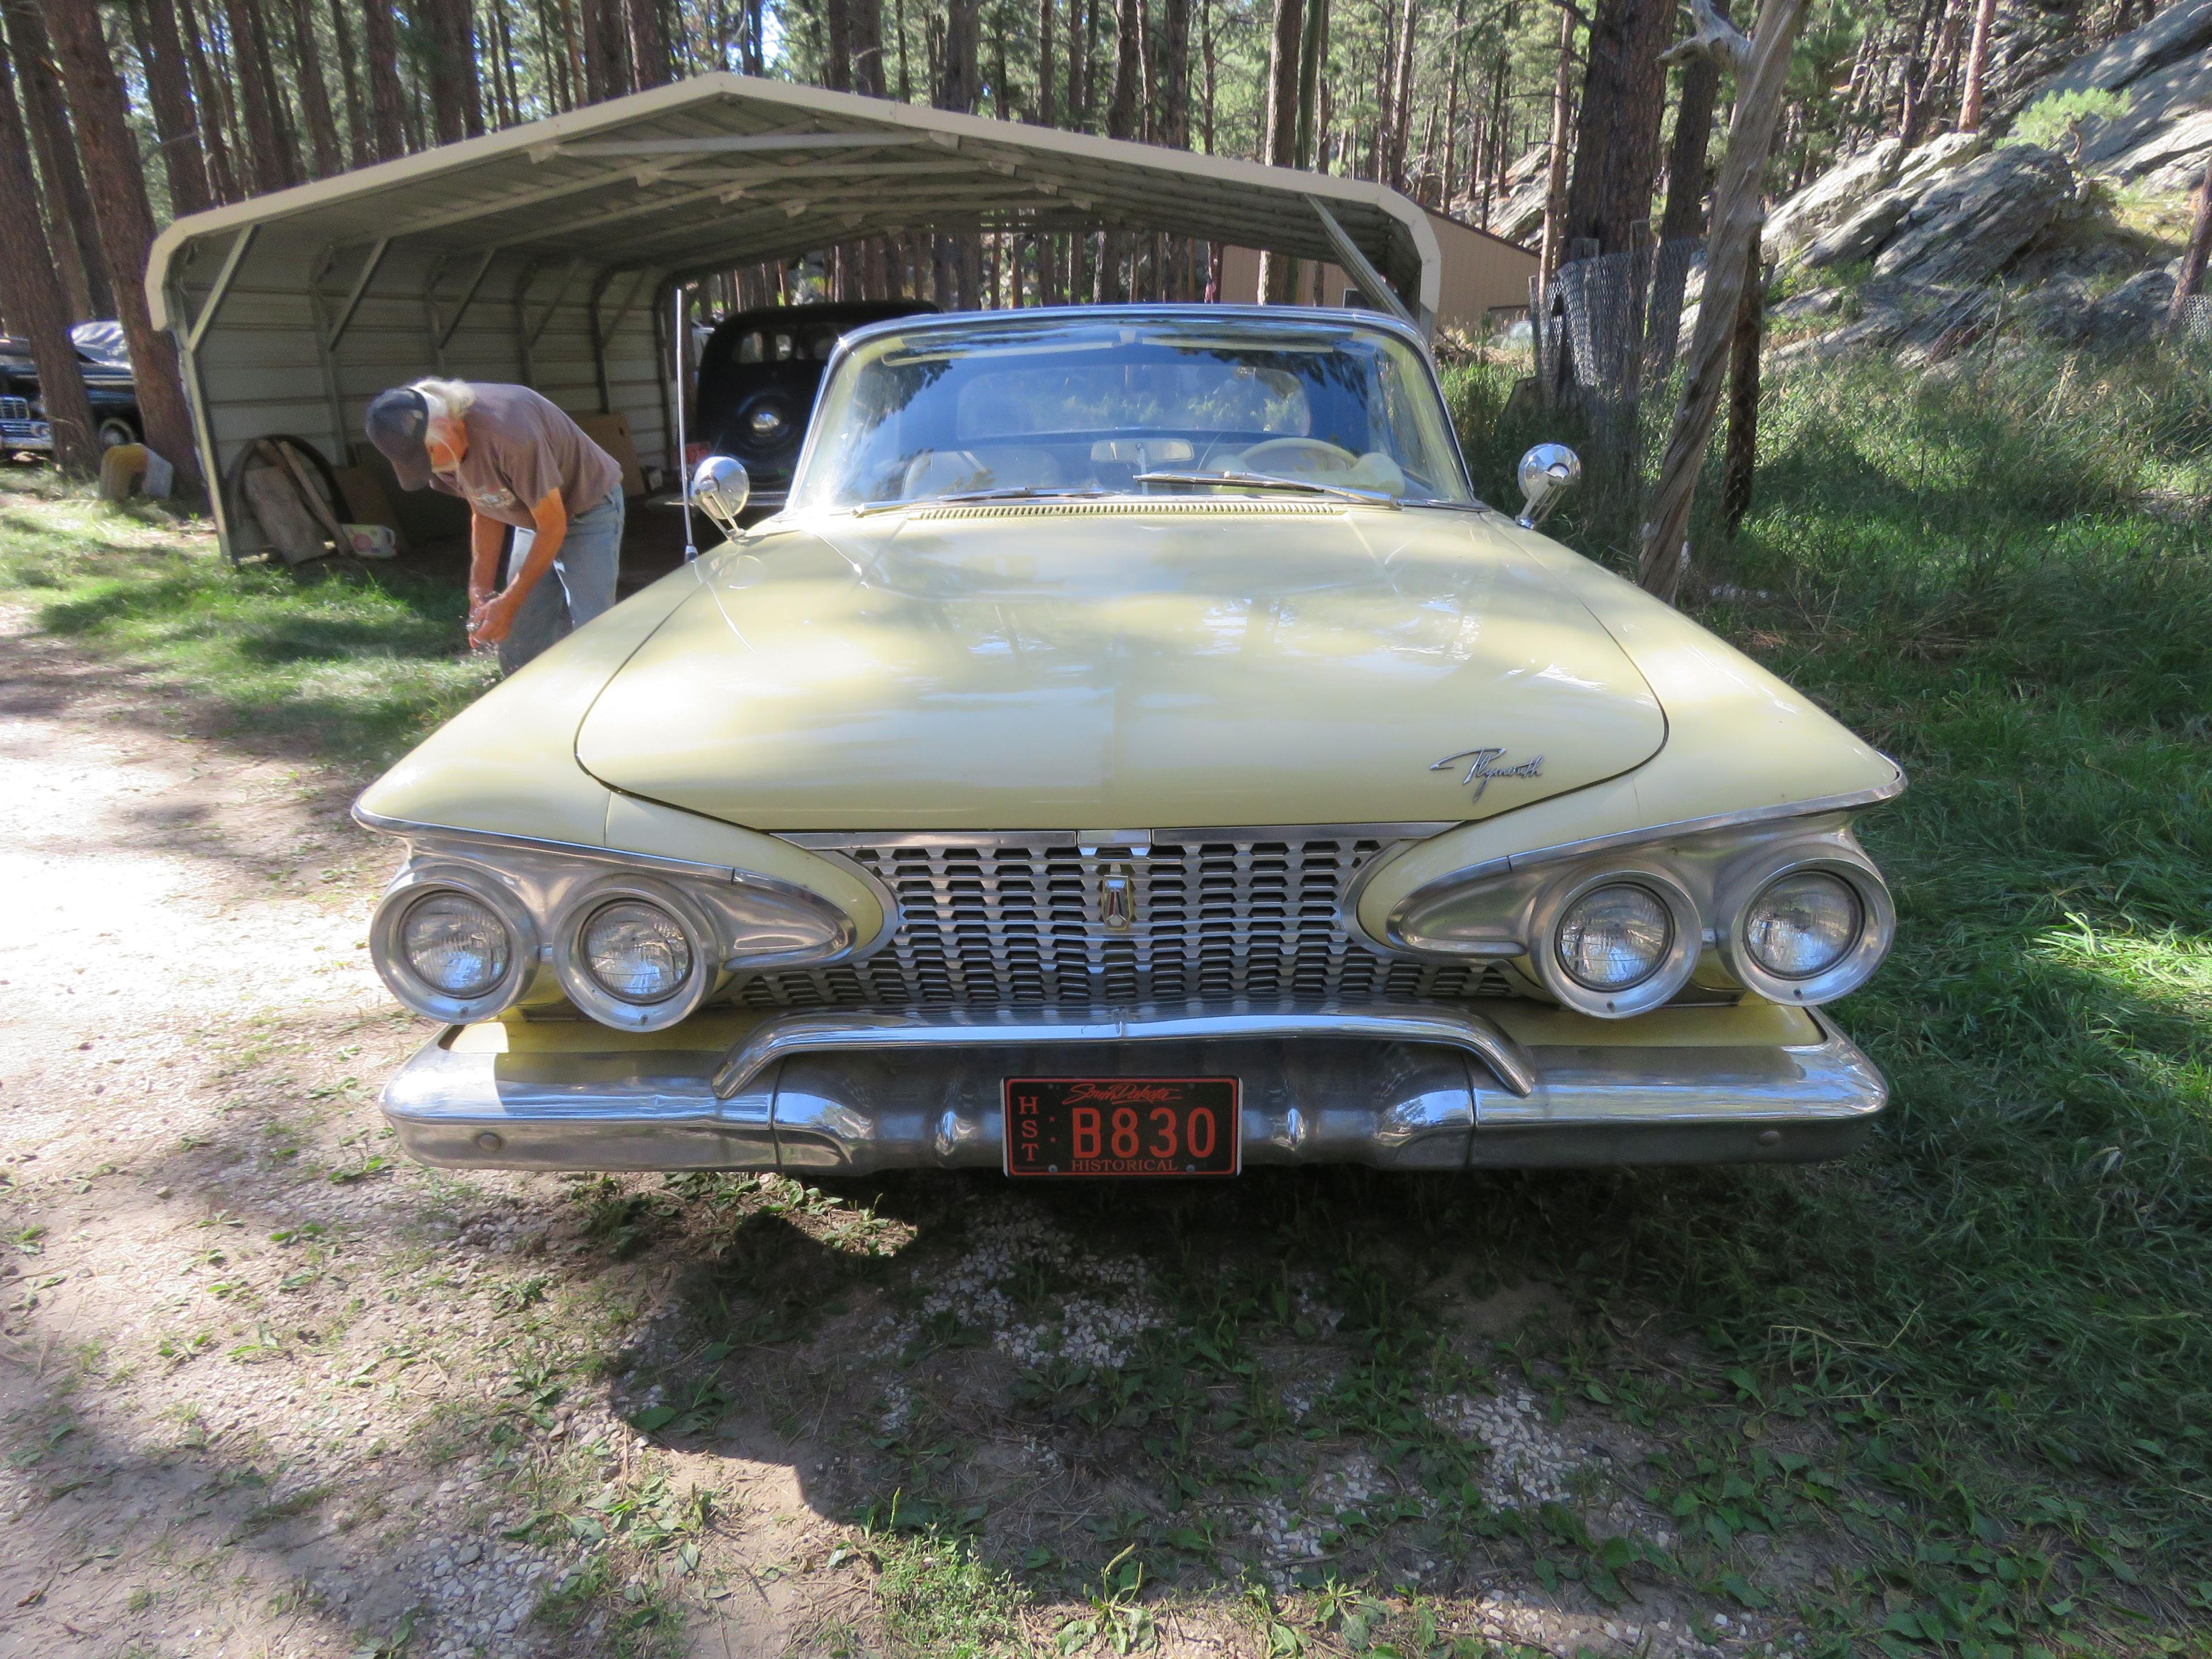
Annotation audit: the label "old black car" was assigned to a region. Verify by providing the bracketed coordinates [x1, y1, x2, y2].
[692, 300, 932, 509]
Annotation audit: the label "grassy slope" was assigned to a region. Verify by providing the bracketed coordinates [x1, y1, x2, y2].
[1452, 343, 2212, 1543]
[0, 474, 490, 766]
[5, 344, 2212, 1649]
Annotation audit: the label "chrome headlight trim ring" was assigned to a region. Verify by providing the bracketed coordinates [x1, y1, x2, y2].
[370, 865, 540, 1024]
[551, 875, 721, 1032]
[1718, 850, 1895, 1006]
[1531, 865, 1703, 1018]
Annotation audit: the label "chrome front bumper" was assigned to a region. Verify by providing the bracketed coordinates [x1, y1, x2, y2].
[380, 1000, 1887, 1174]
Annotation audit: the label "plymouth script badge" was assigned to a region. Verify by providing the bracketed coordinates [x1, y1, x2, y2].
[1432, 746, 1545, 802]
[1004, 1077, 1240, 1177]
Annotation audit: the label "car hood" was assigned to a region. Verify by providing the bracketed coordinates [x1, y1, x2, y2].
[574, 503, 1666, 831]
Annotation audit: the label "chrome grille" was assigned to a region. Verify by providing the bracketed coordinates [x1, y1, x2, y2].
[734, 835, 1514, 1009]
[0, 397, 30, 422]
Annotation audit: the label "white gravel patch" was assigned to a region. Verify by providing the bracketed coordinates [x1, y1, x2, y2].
[1426, 1387, 1582, 1508]
[913, 1209, 1164, 1369]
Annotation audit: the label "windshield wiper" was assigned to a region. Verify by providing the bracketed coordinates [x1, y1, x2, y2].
[853, 485, 1110, 516]
[1129, 469, 1402, 509]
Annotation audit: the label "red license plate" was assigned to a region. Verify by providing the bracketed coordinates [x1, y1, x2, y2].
[1003, 1077, 1240, 1178]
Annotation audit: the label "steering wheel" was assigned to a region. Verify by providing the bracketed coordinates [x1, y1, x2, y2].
[1233, 436, 1362, 476]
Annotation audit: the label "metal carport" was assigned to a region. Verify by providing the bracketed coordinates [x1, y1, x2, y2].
[145, 73, 1443, 563]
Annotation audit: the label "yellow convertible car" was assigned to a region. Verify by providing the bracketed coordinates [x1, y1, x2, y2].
[358, 306, 1899, 1179]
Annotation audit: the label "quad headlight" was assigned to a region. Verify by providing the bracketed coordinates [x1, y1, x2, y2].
[552, 878, 718, 1031]
[1533, 869, 1702, 1017]
[1719, 855, 1894, 1005]
[400, 891, 511, 996]
[1743, 872, 1861, 979]
[579, 899, 695, 1002]
[1556, 883, 1673, 991]
[370, 868, 537, 1023]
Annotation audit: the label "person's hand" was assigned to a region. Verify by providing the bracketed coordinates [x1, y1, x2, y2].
[467, 588, 521, 647]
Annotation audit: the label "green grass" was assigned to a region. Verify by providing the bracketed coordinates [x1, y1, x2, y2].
[1448, 340, 2212, 1547]
[11, 341, 2212, 1643]
[0, 469, 491, 766]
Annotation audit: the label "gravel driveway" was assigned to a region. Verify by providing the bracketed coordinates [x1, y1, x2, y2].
[0, 603, 1827, 1659]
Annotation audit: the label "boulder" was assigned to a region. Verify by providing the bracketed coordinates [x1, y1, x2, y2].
[1873, 146, 2077, 287]
[1803, 187, 1916, 270]
[1762, 139, 1903, 264]
[2034, 0, 2212, 101]
[2090, 266, 2179, 342]
[1764, 132, 1987, 268]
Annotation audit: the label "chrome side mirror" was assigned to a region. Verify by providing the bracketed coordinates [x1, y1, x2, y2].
[690, 455, 751, 536]
[1515, 444, 1581, 529]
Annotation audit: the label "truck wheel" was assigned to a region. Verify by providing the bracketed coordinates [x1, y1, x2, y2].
[97, 418, 138, 449]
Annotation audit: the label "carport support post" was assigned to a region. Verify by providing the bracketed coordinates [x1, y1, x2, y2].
[167, 222, 257, 562]
[1307, 198, 1427, 337]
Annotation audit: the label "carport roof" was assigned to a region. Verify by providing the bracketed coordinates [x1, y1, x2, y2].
[148, 74, 1442, 330]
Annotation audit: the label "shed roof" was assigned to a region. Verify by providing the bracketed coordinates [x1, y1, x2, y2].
[147, 74, 1441, 330]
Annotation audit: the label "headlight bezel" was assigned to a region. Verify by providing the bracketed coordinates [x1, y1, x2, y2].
[1532, 865, 1703, 1017]
[1717, 850, 1895, 1006]
[551, 875, 721, 1031]
[370, 864, 539, 1024]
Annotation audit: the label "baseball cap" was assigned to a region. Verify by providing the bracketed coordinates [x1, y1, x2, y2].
[364, 386, 434, 490]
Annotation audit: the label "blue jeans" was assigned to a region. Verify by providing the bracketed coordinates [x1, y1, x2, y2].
[497, 490, 624, 673]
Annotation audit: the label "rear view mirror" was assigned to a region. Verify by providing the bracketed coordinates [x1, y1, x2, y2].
[690, 455, 752, 536]
[1515, 444, 1581, 529]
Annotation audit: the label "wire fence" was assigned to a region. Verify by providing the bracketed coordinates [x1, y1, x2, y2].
[1525, 234, 1709, 515]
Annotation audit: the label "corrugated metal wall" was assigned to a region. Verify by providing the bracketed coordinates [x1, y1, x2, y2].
[166, 230, 668, 560]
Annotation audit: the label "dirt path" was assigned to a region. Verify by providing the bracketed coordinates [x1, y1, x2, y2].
[0, 605, 1840, 1659]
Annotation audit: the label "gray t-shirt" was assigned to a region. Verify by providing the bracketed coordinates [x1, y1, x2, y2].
[428, 384, 622, 531]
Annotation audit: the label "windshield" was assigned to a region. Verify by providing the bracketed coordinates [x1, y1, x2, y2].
[787, 313, 1474, 512]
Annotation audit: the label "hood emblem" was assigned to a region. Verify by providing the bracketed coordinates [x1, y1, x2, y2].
[1433, 747, 1546, 802]
[1100, 861, 1137, 932]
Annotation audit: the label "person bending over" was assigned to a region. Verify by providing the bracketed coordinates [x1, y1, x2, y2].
[365, 379, 624, 672]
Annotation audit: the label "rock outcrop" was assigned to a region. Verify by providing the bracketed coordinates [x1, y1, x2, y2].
[2024, 0, 2212, 191]
[1772, 143, 2077, 287]
[1870, 146, 2079, 286]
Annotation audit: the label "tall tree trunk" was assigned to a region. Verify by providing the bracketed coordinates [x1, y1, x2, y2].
[177, 0, 241, 198]
[824, 0, 854, 88]
[1160, 0, 1191, 147]
[135, 0, 214, 216]
[1256, 0, 1303, 299]
[1387, 0, 1416, 188]
[1535, 2, 1574, 299]
[0, 22, 96, 471]
[1646, 0, 1726, 363]
[328, 0, 371, 163]
[2167, 150, 2212, 334]
[851, 0, 887, 94]
[1721, 255, 1763, 537]
[1033, 0, 1057, 120]
[42, 0, 203, 488]
[2, 0, 112, 317]
[362, 0, 408, 157]
[1562, 0, 1675, 255]
[580, 0, 631, 100]
[628, 0, 671, 88]
[1637, 0, 1809, 600]
[423, 0, 471, 142]
[287, 0, 344, 174]
[1294, 0, 1325, 166]
[1440, 0, 1464, 203]
[1107, 0, 1140, 138]
[222, 0, 294, 190]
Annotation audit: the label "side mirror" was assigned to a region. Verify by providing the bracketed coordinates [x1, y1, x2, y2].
[1515, 444, 1581, 529]
[690, 455, 752, 536]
